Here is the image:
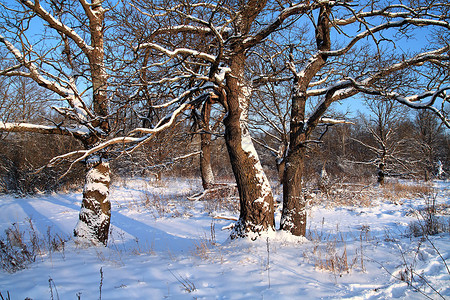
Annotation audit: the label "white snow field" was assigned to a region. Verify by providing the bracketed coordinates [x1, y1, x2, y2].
[0, 178, 449, 299]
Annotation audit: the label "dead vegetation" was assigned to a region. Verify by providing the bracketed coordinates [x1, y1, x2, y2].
[303, 223, 368, 278]
[0, 218, 68, 273]
[306, 177, 436, 208]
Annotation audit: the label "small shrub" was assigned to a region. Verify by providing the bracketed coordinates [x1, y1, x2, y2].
[408, 191, 450, 237]
[0, 219, 69, 273]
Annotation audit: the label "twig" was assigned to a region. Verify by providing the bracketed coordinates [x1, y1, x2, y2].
[48, 277, 60, 300]
[213, 215, 238, 221]
[99, 267, 103, 300]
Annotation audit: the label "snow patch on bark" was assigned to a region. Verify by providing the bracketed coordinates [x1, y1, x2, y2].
[237, 83, 272, 207]
[74, 159, 111, 246]
[74, 206, 110, 246]
[83, 162, 110, 196]
[215, 67, 231, 84]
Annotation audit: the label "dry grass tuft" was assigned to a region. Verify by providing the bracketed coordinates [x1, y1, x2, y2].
[304, 223, 367, 278]
[191, 220, 219, 261]
[308, 181, 374, 208]
[0, 218, 68, 273]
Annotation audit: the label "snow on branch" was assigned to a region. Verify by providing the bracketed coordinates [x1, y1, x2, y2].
[306, 45, 450, 122]
[334, 3, 448, 26]
[345, 78, 450, 128]
[137, 43, 216, 63]
[20, 0, 93, 55]
[0, 34, 91, 123]
[0, 121, 88, 137]
[49, 100, 194, 178]
[319, 118, 354, 125]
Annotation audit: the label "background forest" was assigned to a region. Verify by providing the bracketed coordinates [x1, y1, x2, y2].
[1, 98, 448, 195]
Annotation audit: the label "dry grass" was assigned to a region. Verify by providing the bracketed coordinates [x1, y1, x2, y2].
[141, 188, 194, 219]
[191, 220, 217, 260]
[304, 223, 368, 277]
[308, 182, 374, 208]
[381, 182, 433, 203]
[308, 178, 435, 208]
[0, 218, 68, 273]
[408, 191, 450, 237]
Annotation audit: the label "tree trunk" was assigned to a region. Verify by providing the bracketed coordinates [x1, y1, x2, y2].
[224, 54, 275, 239]
[200, 100, 215, 190]
[280, 5, 331, 236]
[280, 136, 308, 236]
[74, 154, 111, 245]
[377, 162, 385, 185]
[73, 0, 111, 246]
[276, 157, 285, 184]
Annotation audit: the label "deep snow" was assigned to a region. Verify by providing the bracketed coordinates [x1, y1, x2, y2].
[0, 178, 449, 299]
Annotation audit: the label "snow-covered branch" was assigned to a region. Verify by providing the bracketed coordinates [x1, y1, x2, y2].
[20, 0, 93, 55]
[0, 121, 88, 138]
[137, 43, 216, 63]
[0, 34, 91, 123]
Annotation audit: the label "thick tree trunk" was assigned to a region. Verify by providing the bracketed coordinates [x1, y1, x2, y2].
[74, 154, 111, 245]
[281, 146, 307, 236]
[225, 54, 275, 239]
[200, 101, 215, 190]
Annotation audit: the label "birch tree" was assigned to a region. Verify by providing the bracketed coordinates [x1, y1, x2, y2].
[0, 0, 113, 245]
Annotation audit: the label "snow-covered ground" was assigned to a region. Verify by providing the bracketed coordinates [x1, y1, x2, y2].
[0, 178, 449, 299]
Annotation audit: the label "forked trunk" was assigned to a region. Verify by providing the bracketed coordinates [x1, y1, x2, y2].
[280, 6, 331, 236]
[224, 54, 275, 239]
[74, 154, 111, 245]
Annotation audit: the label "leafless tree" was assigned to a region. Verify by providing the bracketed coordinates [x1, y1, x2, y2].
[114, 0, 449, 239]
[278, 1, 450, 236]
[412, 109, 447, 180]
[350, 99, 412, 184]
[0, 0, 114, 245]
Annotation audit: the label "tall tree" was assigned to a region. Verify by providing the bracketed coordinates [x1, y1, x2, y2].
[0, 0, 112, 245]
[121, 0, 449, 239]
[278, 1, 450, 236]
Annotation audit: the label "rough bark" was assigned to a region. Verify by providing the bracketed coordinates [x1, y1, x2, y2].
[74, 155, 111, 245]
[200, 100, 215, 190]
[280, 82, 309, 235]
[225, 53, 275, 239]
[281, 146, 307, 236]
[377, 162, 385, 185]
